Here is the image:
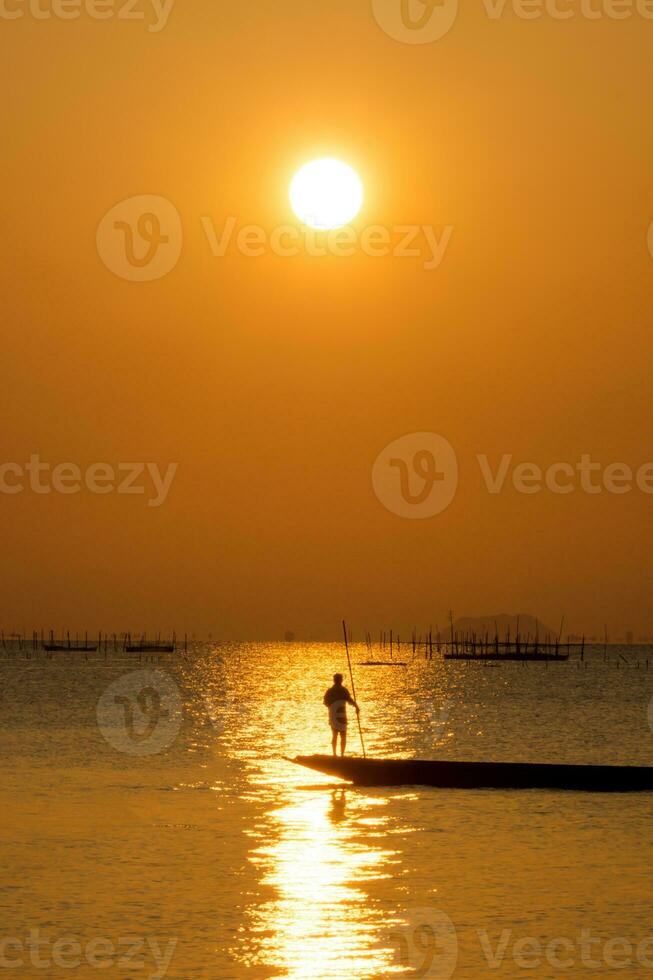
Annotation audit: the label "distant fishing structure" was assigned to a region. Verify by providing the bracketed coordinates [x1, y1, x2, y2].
[339, 618, 651, 669]
[442, 613, 575, 663]
[0, 629, 188, 661]
[0, 623, 649, 669]
[358, 630, 407, 667]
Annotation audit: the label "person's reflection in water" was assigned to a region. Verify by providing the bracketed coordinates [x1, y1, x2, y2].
[329, 787, 347, 825]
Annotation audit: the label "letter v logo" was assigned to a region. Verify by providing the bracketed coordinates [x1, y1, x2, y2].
[372, 0, 458, 43]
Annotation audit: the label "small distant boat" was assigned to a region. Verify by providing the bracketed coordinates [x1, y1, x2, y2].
[43, 642, 98, 652]
[358, 661, 407, 667]
[43, 632, 97, 652]
[123, 632, 176, 653]
[125, 641, 175, 653]
[289, 755, 653, 792]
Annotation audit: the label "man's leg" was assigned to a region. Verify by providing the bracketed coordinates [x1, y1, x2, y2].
[340, 730, 347, 756]
[331, 729, 338, 756]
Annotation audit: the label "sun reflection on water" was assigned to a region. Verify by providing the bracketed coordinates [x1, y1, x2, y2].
[235, 788, 402, 978]
[186, 643, 452, 976]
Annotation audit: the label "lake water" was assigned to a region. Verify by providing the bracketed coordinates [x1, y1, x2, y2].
[1, 642, 652, 978]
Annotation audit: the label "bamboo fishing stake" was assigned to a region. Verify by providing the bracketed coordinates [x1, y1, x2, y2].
[342, 619, 366, 758]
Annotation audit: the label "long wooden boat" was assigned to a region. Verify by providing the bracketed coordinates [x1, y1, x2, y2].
[358, 661, 407, 667]
[289, 754, 653, 792]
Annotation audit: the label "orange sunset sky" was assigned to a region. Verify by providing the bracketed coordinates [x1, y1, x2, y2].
[2, 1, 653, 638]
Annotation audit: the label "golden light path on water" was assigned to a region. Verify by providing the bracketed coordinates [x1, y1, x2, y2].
[197, 642, 441, 978]
[244, 791, 400, 978]
[3, 640, 652, 980]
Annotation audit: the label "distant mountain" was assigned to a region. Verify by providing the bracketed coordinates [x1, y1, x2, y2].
[450, 614, 556, 639]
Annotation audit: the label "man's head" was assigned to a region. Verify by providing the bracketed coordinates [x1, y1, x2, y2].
[333, 673, 344, 685]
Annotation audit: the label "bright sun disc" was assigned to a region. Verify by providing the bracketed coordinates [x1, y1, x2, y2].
[289, 158, 363, 230]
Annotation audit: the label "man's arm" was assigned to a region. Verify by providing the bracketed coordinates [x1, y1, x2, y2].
[346, 691, 360, 712]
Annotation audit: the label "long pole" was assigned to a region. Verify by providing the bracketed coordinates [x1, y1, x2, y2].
[342, 620, 366, 758]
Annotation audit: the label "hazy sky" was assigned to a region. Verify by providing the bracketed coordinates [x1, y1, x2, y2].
[2, 1, 653, 638]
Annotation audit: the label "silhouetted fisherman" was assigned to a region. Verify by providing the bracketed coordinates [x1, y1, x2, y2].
[323, 673, 360, 756]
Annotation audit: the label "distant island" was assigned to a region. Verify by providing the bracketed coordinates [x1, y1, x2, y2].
[451, 614, 556, 638]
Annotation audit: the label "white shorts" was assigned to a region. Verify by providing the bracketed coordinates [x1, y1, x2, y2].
[328, 700, 348, 731]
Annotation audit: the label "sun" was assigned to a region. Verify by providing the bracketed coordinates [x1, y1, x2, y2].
[289, 158, 363, 230]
